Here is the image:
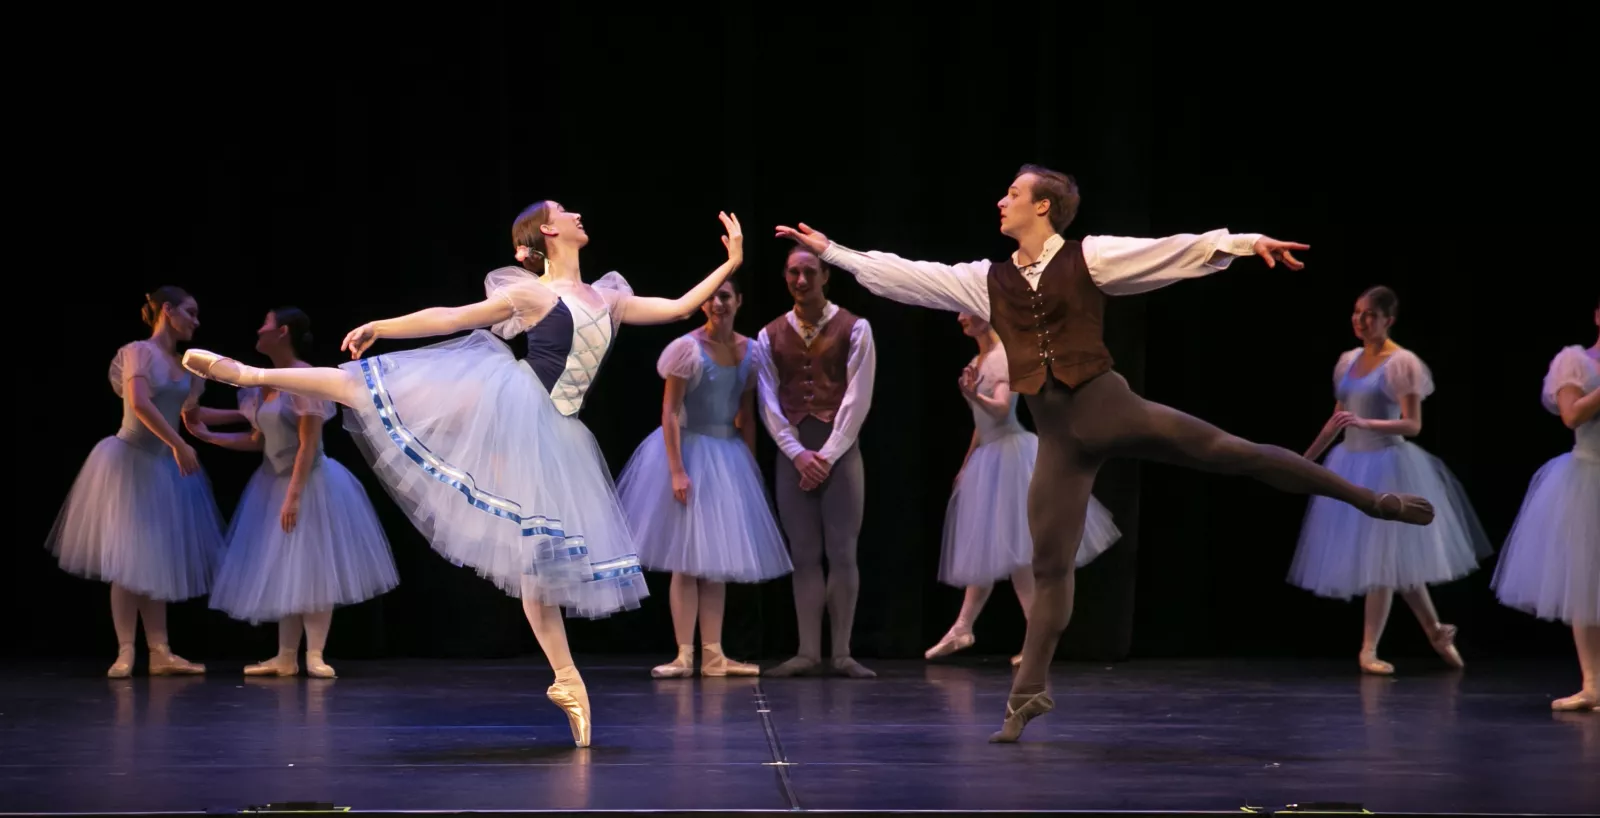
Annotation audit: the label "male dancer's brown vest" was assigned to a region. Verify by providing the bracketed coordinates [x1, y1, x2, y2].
[762, 307, 861, 425]
[987, 240, 1112, 393]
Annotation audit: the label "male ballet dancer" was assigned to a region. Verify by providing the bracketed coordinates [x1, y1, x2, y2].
[777, 164, 1435, 739]
[753, 245, 878, 678]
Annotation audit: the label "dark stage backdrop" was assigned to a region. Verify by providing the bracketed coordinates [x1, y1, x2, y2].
[10, 5, 1584, 666]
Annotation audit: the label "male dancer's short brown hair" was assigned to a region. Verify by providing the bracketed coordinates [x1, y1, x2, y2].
[1016, 164, 1080, 234]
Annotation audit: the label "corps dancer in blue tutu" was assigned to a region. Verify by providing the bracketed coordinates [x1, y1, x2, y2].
[181, 204, 744, 746]
[1290, 286, 1492, 675]
[926, 312, 1121, 665]
[183, 307, 399, 679]
[1491, 302, 1600, 711]
[615, 277, 793, 678]
[46, 286, 224, 677]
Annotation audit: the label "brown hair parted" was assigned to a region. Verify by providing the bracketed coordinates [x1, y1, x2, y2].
[272, 306, 315, 360]
[511, 201, 554, 271]
[1360, 285, 1399, 318]
[1016, 164, 1081, 234]
[142, 286, 192, 328]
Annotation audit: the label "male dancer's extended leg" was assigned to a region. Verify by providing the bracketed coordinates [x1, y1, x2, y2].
[820, 444, 873, 677]
[769, 452, 827, 677]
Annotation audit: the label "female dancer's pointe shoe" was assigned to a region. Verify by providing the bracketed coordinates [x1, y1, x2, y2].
[651, 646, 695, 679]
[988, 691, 1055, 743]
[1551, 690, 1599, 712]
[107, 646, 135, 679]
[1372, 492, 1434, 526]
[1429, 624, 1464, 669]
[148, 647, 205, 676]
[244, 654, 299, 677]
[701, 646, 759, 677]
[1359, 650, 1395, 675]
[181, 349, 259, 387]
[925, 629, 975, 659]
[547, 681, 592, 748]
[305, 651, 336, 679]
[1010, 654, 1023, 668]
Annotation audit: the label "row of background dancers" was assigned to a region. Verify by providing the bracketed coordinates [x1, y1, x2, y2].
[44, 172, 1599, 748]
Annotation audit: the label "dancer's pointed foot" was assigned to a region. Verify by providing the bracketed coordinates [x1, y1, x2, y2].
[1009, 654, 1022, 668]
[107, 645, 135, 679]
[1551, 690, 1599, 712]
[651, 645, 695, 679]
[305, 651, 336, 679]
[1359, 650, 1395, 675]
[1372, 492, 1434, 525]
[765, 656, 824, 677]
[547, 680, 592, 747]
[924, 628, 975, 660]
[181, 349, 260, 387]
[148, 646, 205, 676]
[701, 644, 758, 677]
[1429, 624, 1464, 669]
[244, 653, 298, 677]
[831, 657, 877, 678]
[988, 690, 1055, 743]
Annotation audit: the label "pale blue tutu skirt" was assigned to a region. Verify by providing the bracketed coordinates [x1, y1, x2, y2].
[1289, 440, 1492, 598]
[208, 456, 399, 624]
[46, 434, 225, 601]
[615, 426, 793, 582]
[939, 431, 1121, 587]
[1492, 452, 1600, 626]
[339, 330, 646, 618]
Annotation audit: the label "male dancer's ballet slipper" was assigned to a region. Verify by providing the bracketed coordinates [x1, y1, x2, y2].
[1429, 624, 1464, 669]
[765, 656, 825, 677]
[244, 654, 299, 677]
[1373, 492, 1434, 526]
[701, 645, 758, 677]
[548, 681, 592, 748]
[1359, 651, 1395, 675]
[1551, 690, 1599, 712]
[831, 657, 877, 678]
[925, 629, 975, 660]
[148, 646, 205, 676]
[182, 349, 259, 387]
[988, 690, 1055, 743]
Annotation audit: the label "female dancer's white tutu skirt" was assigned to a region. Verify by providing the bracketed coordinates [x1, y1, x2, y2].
[46, 434, 225, 601]
[1492, 452, 1600, 626]
[1289, 440, 1492, 598]
[339, 330, 646, 618]
[939, 431, 1121, 587]
[615, 426, 793, 582]
[208, 456, 400, 624]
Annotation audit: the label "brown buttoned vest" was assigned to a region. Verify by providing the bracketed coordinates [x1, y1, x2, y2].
[987, 240, 1113, 393]
[763, 307, 861, 425]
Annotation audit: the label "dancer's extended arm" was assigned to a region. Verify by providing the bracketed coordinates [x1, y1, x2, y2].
[618, 213, 744, 326]
[776, 224, 992, 318]
[1083, 230, 1307, 295]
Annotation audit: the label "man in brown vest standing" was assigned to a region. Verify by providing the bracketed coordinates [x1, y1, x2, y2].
[753, 245, 878, 678]
[777, 164, 1436, 739]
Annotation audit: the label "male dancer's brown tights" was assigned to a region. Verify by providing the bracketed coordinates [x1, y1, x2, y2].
[996, 371, 1434, 741]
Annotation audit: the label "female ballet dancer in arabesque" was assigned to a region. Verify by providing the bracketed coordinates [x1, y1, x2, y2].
[46, 286, 224, 677]
[183, 307, 398, 679]
[181, 205, 745, 747]
[926, 312, 1121, 665]
[614, 277, 793, 678]
[1491, 301, 1600, 710]
[1289, 286, 1492, 675]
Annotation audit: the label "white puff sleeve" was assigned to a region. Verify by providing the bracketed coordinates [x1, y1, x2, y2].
[1542, 345, 1595, 414]
[656, 335, 704, 385]
[484, 266, 559, 339]
[1381, 349, 1435, 402]
[108, 341, 159, 399]
[592, 272, 634, 336]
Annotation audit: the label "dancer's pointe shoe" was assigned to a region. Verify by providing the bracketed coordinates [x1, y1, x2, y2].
[547, 681, 592, 748]
[1372, 492, 1434, 526]
[1359, 650, 1395, 675]
[244, 654, 298, 677]
[1551, 690, 1599, 712]
[701, 646, 758, 677]
[148, 647, 205, 676]
[651, 646, 695, 679]
[1429, 624, 1464, 669]
[765, 656, 824, 677]
[1009, 654, 1022, 668]
[181, 349, 260, 387]
[305, 651, 336, 679]
[988, 690, 1055, 743]
[924, 629, 975, 660]
[107, 646, 135, 679]
[831, 657, 877, 678]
